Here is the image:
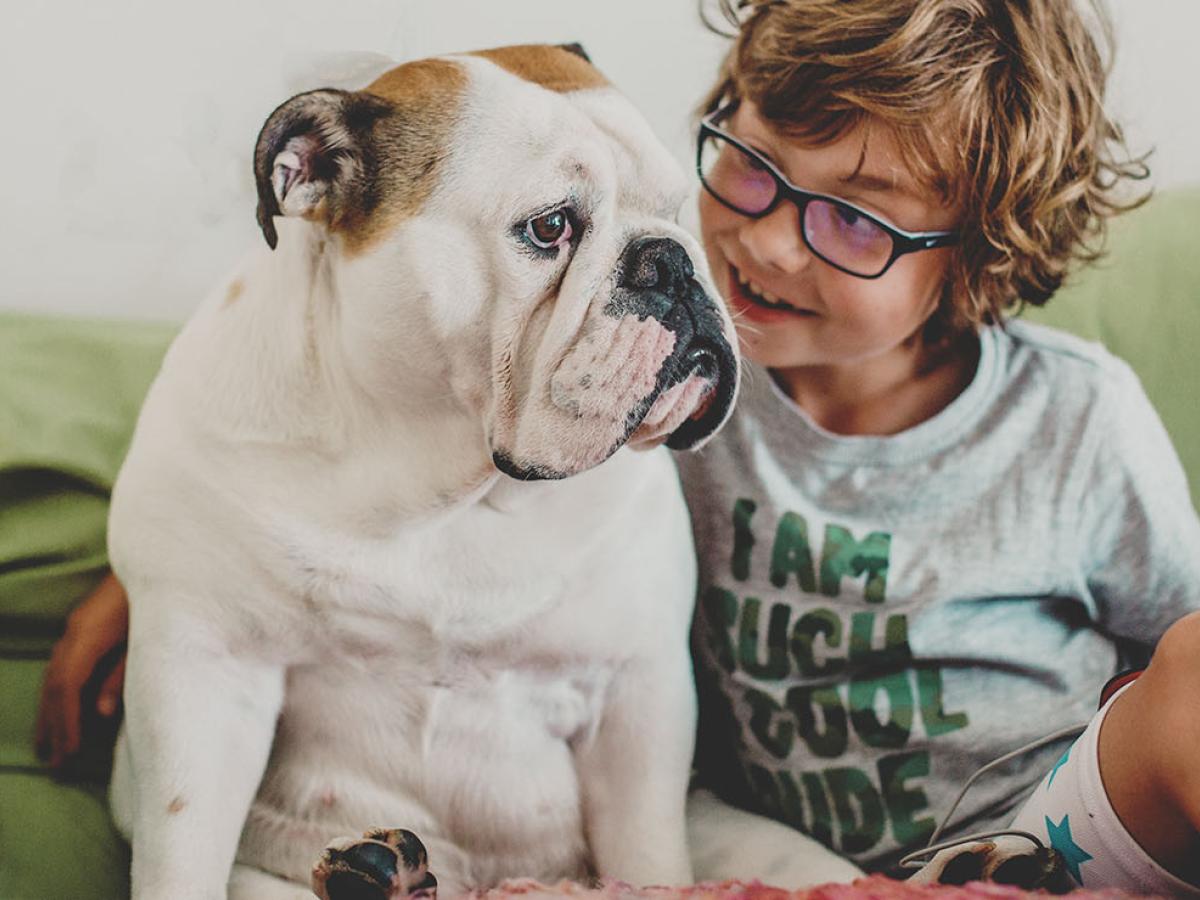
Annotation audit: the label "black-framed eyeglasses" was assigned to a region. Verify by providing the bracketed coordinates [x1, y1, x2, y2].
[697, 108, 958, 279]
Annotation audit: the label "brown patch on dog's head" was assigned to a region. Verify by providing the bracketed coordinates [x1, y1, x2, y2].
[471, 44, 607, 93]
[364, 57, 465, 105]
[337, 58, 469, 255]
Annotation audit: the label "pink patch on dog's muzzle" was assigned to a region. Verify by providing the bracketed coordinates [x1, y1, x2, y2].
[550, 315, 678, 423]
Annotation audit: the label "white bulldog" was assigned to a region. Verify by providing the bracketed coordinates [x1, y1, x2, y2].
[106, 43, 744, 900]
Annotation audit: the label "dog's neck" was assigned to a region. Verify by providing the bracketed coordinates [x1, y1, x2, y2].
[166, 222, 498, 519]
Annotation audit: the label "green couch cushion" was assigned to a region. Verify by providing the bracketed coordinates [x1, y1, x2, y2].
[0, 658, 129, 900]
[0, 771, 131, 900]
[1022, 186, 1200, 510]
[0, 313, 176, 634]
[0, 313, 173, 900]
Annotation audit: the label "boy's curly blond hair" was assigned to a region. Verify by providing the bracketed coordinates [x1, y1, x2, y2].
[701, 0, 1148, 335]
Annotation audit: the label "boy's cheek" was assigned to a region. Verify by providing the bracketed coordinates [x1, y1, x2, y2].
[696, 195, 731, 270]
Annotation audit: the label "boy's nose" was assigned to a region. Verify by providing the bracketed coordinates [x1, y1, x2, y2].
[737, 202, 812, 275]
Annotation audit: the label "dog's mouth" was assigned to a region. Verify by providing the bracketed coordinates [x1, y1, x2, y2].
[624, 332, 737, 452]
[665, 340, 736, 449]
[492, 327, 736, 481]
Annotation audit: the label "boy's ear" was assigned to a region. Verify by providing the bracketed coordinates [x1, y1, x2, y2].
[252, 88, 390, 249]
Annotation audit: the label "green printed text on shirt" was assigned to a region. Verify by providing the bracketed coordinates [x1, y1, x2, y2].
[701, 498, 970, 856]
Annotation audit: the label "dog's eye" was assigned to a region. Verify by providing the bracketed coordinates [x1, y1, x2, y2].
[525, 209, 574, 250]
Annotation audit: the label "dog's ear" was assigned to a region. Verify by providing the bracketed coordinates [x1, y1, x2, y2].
[252, 89, 391, 249]
[558, 42, 591, 63]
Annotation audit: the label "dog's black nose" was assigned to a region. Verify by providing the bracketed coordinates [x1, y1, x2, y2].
[619, 237, 695, 299]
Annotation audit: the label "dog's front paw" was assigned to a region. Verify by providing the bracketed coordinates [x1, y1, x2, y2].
[909, 837, 1072, 893]
[312, 828, 437, 900]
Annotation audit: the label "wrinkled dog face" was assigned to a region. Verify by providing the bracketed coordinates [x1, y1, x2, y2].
[255, 45, 738, 479]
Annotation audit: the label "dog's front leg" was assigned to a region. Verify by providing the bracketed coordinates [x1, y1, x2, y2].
[122, 609, 285, 900]
[575, 650, 696, 887]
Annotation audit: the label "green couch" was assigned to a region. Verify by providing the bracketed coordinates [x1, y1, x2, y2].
[0, 317, 176, 900]
[2, 188, 1198, 899]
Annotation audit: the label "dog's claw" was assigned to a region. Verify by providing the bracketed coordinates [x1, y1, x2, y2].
[407, 870, 438, 899]
[312, 828, 437, 900]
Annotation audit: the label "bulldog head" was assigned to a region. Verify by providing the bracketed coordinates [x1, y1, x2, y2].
[253, 44, 738, 480]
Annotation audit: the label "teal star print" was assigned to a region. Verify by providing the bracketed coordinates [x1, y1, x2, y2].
[1047, 746, 1070, 786]
[1046, 814, 1093, 884]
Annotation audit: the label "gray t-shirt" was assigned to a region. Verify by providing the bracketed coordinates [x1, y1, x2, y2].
[676, 319, 1200, 872]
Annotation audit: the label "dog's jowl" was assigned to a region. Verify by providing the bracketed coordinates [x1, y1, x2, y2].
[106, 43, 739, 899]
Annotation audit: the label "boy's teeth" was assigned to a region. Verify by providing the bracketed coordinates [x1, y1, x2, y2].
[737, 268, 784, 306]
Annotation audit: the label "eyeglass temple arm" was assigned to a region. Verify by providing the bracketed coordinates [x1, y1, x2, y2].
[895, 230, 958, 252]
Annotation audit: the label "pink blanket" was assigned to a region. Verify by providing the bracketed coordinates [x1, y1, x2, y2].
[461, 876, 1155, 900]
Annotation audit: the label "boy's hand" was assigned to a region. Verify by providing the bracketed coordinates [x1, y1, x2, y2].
[35, 571, 129, 768]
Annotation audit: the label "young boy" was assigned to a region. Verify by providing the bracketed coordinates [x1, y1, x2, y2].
[37, 1, 1200, 894]
[679, 0, 1200, 893]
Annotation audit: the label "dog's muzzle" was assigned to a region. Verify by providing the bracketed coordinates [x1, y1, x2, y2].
[608, 236, 738, 450]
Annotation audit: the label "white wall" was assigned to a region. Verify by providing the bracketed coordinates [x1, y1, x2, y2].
[1, 1, 1195, 322]
[1106, 2, 1200, 195]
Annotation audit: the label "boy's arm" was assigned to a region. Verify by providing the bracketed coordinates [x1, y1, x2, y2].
[35, 571, 129, 767]
[1081, 361, 1200, 644]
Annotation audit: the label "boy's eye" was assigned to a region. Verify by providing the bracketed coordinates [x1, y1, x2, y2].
[738, 146, 772, 173]
[835, 206, 862, 226]
[833, 204, 879, 236]
[525, 209, 574, 249]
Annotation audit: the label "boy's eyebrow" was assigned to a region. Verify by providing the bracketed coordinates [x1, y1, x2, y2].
[838, 128, 921, 200]
[740, 114, 923, 202]
[838, 166, 919, 201]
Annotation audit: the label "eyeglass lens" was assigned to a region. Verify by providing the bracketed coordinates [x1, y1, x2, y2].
[699, 131, 895, 277]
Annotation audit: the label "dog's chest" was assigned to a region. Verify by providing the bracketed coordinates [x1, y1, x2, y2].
[277, 472, 657, 656]
[263, 646, 611, 864]
[285, 644, 610, 750]
[292, 544, 627, 662]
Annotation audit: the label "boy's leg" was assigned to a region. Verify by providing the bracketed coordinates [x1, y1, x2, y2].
[1094, 612, 1200, 884]
[998, 679, 1198, 895]
[915, 613, 1200, 894]
[999, 612, 1200, 894]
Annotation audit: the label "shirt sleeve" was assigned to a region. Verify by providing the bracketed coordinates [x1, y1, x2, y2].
[1081, 358, 1200, 644]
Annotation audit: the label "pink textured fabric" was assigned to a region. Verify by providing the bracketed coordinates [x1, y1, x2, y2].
[461, 876, 1158, 900]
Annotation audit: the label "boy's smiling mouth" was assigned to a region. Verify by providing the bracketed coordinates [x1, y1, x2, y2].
[728, 264, 816, 317]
